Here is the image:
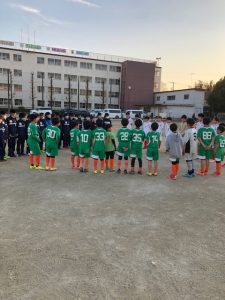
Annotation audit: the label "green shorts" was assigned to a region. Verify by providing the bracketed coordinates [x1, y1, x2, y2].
[215, 148, 225, 162]
[28, 141, 41, 156]
[92, 150, 105, 160]
[117, 144, 130, 158]
[146, 148, 159, 161]
[198, 145, 213, 160]
[70, 146, 79, 156]
[130, 147, 142, 159]
[79, 146, 90, 158]
[46, 144, 59, 157]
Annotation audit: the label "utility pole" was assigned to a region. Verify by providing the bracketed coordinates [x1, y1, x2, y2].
[77, 76, 80, 111]
[31, 72, 34, 109]
[85, 78, 89, 110]
[7, 69, 10, 113]
[102, 80, 105, 109]
[109, 82, 112, 108]
[68, 75, 71, 110]
[50, 76, 53, 111]
[41, 72, 44, 103]
[10, 71, 13, 109]
[170, 82, 175, 91]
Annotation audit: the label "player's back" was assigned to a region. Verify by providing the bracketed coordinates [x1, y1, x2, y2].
[147, 131, 160, 148]
[117, 128, 131, 147]
[79, 129, 92, 149]
[28, 123, 38, 142]
[92, 128, 106, 151]
[198, 127, 215, 145]
[70, 128, 80, 146]
[131, 128, 145, 149]
[45, 125, 60, 145]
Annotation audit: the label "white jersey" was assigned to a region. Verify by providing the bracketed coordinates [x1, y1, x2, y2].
[165, 123, 172, 138]
[143, 121, 151, 134]
[196, 121, 203, 131]
[183, 127, 197, 154]
[156, 122, 164, 135]
[127, 118, 133, 130]
[211, 123, 219, 134]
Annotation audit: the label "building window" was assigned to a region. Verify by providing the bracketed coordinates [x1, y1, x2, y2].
[48, 87, 61, 94]
[80, 62, 92, 69]
[14, 99, 22, 106]
[109, 79, 120, 85]
[64, 102, 77, 108]
[14, 84, 22, 92]
[94, 103, 105, 109]
[79, 103, 87, 109]
[37, 100, 45, 107]
[0, 68, 10, 76]
[155, 71, 160, 77]
[64, 60, 77, 68]
[0, 83, 8, 91]
[64, 88, 77, 95]
[48, 101, 61, 108]
[80, 76, 92, 83]
[184, 94, 189, 100]
[37, 57, 45, 64]
[95, 77, 107, 84]
[95, 64, 107, 71]
[14, 69, 22, 77]
[37, 72, 45, 79]
[167, 95, 176, 101]
[48, 73, 61, 80]
[110, 65, 121, 72]
[13, 54, 22, 62]
[109, 91, 119, 98]
[37, 86, 45, 93]
[48, 58, 61, 66]
[156, 96, 160, 101]
[64, 74, 77, 81]
[95, 90, 107, 97]
[0, 52, 10, 60]
[154, 83, 159, 89]
[0, 98, 8, 105]
[80, 89, 92, 96]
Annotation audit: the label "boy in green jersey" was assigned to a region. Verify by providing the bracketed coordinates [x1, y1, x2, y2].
[42, 117, 61, 171]
[79, 120, 92, 172]
[70, 120, 80, 169]
[213, 124, 225, 176]
[105, 124, 116, 172]
[197, 117, 216, 176]
[91, 119, 107, 174]
[146, 122, 160, 176]
[116, 118, 131, 174]
[27, 114, 44, 170]
[130, 119, 145, 175]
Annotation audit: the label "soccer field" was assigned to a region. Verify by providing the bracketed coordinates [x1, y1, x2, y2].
[1, 145, 225, 299]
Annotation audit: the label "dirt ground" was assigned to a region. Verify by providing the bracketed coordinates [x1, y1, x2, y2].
[0, 123, 225, 299]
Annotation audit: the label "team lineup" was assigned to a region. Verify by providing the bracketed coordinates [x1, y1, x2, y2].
[0, 111, 225, 179]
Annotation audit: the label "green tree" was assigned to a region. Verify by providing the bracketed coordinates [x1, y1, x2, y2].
[207, 77, 225, 113]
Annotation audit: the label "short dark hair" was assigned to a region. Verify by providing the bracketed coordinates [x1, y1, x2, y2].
[105, 124, 112, 131]
[96, 119, 103, 128]
[181, 115, 187, 119]
[83, 120, 91, 130]
[97, 112, 102, 117]
[217, 125, 225, 133]
[167, 117, 172, 121]
[170, 123, 178, 132]
[121, 118, 129, 127]
[144, 116, 150, 120]
[151, 122, 159, 131]
[198, 113, 204, 118]
[70, 120, 79, 128]
[10, 109, 16, 114]
[213, 117, 220, 122]
[52, 117, 60, 126]
[135, 118, 143, 128]
[126, 111, 130, 116]
[19, 112, 26, 119]
[187, 118, 195, 126]
[30, 113, 39, 121]
[203, 117, 210, 125]
[104, 113, 109, 117]
[45, 112, 51, 116]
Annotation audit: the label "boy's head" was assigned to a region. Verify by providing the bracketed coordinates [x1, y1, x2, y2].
[181, 115, 187, 121]
[144, 116, 150, 121]
[135, 118, 143, 129]
[105, 124, 112, 131]
[96, 119, 103, 128]
[166, 117, 172, 123]
[135, 113, 140, 119]
[19, 112, 26, 119]
[212, 116, 219, 123]
[151, 122, 159, 131]
[52, 117, 60, 126]
[45, 112, 51, 119]
[70, 120, 79, 129]
[97, 112, 102, 119]
[83, 120, 91, 130]
[30, 113, 39, 122]
[170, 123, 178, 132]
[64, 113, 69, 119]
[126, 112, 130, 118]
[203, 117, 211, 126]
[0, 115, 3, 123]
[156, 116, 162, 122]
[10, 109, 16, 117]
[104, 113, 109, 119]
[0, 111, 7, 120]
[217, 125, 225, 134]
[198, 113, 204, 122]
[39, 113, 44, 119]
[121, 118, 129, 127]
[187, 118, 195, 127]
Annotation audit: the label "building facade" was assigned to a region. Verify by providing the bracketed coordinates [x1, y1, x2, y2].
[0, 40, 161, 111]
[153, 89, 206, 118]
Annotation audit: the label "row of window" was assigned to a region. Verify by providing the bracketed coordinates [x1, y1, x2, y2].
[0, 83, 22, 92]
[0, 52, 22, 61]
[0, 98, 22, 106]
[156, 94, 190, 101]
[0, 68, 22, 77]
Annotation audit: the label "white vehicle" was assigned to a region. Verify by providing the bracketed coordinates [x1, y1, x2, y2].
[103, 109, 122, 119]
[125, 109, 144, 119]
[30, 108, 52, 115]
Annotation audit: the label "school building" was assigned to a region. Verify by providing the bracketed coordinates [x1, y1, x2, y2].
[0, 40, 161, 111]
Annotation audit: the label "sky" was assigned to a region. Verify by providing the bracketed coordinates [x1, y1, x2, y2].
[0, 0, 225, 90]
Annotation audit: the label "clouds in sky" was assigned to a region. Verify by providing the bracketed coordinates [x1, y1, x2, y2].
[68, 0, 100, 8]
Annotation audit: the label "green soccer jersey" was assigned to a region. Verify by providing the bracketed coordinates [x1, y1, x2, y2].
[117, 128, 131, 148]
[92, 128, 107, 152]
[27, 123, 40, 144]
[70, 128, 80, 149]
[79, 130, 92, 151]
[146, 131, 160, 148]
[197, 127, 216, 146]
[105, 131, 115, 152]
[215, 134, 225, 148]
[42, 125, 61, 146]
[131, 128, 145, 149]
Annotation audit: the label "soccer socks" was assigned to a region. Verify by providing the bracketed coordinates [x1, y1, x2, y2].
[29, 154, 34, 166]
[117, 159, 122, 170]
[84, 158, 89, 170]
[215, 162, 222, 175]
[71, 155, 75, 168]
[124, 160, 128, 171]
[46, 156, 50, 169]
[93, 159, 98, 172]
[109, 159, 114, 170]
[33, 155, 40, 167]
[170, 163, 177, 179]
[76, 156, 80, 168]
[105, 159, 109, 169]
[100, 160, 104, 172]
[50, 157, 55, 169]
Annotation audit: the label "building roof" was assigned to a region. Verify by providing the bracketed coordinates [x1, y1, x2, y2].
[154, 88, 206, 94]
